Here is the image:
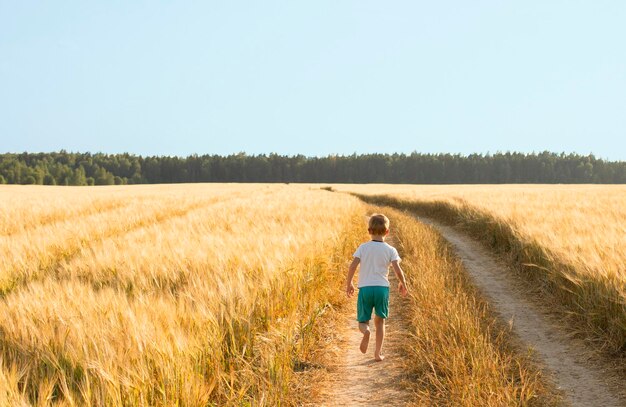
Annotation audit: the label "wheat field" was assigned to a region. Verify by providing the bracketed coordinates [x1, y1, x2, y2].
[335, 184, 626, 353]
[334, 185, 626, 277]
[1, 183, 605, 406]
[0, 184, 364, 405]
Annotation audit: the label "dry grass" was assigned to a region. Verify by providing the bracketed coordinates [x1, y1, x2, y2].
[384, 206, 556, 406]
[0, 184, 364, 405]
[335, 184, 626, 355]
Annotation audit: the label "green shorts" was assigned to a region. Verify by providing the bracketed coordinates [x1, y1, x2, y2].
[357, 286, 389, 322]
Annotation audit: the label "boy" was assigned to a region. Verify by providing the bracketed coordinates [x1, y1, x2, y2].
[346, 213, 408, 361]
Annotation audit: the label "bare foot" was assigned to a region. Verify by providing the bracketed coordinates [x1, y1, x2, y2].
[374, 354, 385, 362]
[359, 330, 370, 353]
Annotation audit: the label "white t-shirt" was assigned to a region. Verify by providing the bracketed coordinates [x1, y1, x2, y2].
[353, 241, 401, 288]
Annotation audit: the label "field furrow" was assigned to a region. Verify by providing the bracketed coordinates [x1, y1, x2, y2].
[0, 197, 131, 237]
[0, 189, 265, 296]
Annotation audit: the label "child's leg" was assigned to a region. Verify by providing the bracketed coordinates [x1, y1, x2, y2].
[357, 287, 374, 354]
[358, 321, 370, 353]
[374, 315, 385, 361]
[372, 286, 389, 361]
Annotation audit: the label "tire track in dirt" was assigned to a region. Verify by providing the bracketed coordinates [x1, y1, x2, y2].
[417, 216, 623, 407]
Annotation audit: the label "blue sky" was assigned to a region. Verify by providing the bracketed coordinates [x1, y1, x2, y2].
[1, 1, 625, 159]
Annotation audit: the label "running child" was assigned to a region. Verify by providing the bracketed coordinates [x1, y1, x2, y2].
[346, 213, 408, 361]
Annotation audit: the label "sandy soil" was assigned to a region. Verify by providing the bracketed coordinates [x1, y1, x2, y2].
[417, 216, 624, 407]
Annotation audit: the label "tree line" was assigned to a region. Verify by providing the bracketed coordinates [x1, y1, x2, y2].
[0, 151, 624, 185]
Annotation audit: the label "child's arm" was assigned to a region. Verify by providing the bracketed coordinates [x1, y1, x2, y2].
[391, 260, 409, 296]
[346, 257, 360, 297]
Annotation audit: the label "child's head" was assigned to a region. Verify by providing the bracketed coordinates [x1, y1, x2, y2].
[368, 213, 390, 236]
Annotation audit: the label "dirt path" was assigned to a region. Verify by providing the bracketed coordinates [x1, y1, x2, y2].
[417, 216, 624, 407]
[314, 250, 413, 406]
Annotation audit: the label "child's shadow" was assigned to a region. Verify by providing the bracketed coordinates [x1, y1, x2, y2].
[359, 359, 381, 367]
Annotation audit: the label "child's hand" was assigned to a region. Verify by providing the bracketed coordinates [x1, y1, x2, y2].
[346, 282, 355, 297]
[398, 282, 408, 297]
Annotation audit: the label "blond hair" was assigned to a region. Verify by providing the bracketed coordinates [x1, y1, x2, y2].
[368, 213, 390, 235]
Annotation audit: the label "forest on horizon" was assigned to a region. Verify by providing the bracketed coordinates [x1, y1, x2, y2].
[1, 151, 624, 185]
